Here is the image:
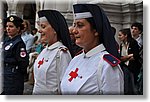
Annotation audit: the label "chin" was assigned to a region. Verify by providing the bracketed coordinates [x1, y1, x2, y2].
[75, 42, 83, 48]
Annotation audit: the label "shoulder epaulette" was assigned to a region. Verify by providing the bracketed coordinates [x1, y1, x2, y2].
[59, 47, 68, 52]
[103, 54, 121, 67]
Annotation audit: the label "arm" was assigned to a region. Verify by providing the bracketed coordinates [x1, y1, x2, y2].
[128, 40, 140, 60]
[14, 42, 29, 74]
[101, 63, 124, 94]
[120, 54, 133, 62]
[59, 50, 72, 81]
[56, 49, 72, 94]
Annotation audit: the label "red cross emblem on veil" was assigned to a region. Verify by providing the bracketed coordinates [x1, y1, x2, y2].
[38, 58, 44, 68]
[68, 68, 82, 82]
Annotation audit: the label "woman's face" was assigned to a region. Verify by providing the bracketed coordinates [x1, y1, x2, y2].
[73, 19, 99, 52]
[6, 22, 20, 38]
[22, 21, 27, 32]
[118, 31, 127, 42]
[38, 21, 57, 46]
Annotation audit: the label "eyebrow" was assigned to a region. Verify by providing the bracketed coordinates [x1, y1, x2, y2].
[74, 21, 84, 25]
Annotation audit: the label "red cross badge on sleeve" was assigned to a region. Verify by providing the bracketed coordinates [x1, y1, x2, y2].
[68, 68, 82, 82]
[20, 48, 26, 57]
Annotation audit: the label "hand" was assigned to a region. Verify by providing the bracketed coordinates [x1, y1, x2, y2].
[128, 54, 134, 60]
[128, 54, 133, 57]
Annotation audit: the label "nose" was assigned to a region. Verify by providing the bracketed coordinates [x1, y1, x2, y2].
[72, 27, 78, 35]
[6, 27, 10, 31]
[38, 29, 42, 33]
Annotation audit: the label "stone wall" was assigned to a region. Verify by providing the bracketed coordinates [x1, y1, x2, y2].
[3, 0, 143, 42]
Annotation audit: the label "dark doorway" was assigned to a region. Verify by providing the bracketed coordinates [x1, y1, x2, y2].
[23, 2, 36, 29]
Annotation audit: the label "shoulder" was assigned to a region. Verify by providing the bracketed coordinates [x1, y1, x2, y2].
[103, 54, 120, 67]
[129, 39, 140, 48]
[27, 34, 34, 40]
[14, 36, 24, 45]
[58, 46, 72, 61]
[59, 47, 68, 53]
[130, 38, 138, 45]
[58, 46, 71, 57]
[29, 34, 34, 38]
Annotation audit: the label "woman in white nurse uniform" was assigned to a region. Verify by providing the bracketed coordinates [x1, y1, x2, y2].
[32, 10, 74, 95]
[60, 4, 124, 95]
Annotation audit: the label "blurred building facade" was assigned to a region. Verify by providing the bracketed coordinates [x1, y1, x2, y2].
[1, 0, 143, 42]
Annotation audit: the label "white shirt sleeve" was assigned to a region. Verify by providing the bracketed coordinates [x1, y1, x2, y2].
[101, 63, 124, 95]
[59, 51, 72, 81]
[26, 35, 34, 53]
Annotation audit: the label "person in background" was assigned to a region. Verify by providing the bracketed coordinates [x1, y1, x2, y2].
[21, 20, 34, 82]
[131, 22, 143, 95]
[60, 4, 124, 95]
[2, 15, 29, 95]
[69, 26, 82, 56]
[31, 27, 41, 45]
[0, 18, 8, 94]
[131, 22, 143, 48]
[21, 20, 34, 54]
[0, 18, 4, 94]
[32, 10, 73, 95]
[118, 28, 141, 94]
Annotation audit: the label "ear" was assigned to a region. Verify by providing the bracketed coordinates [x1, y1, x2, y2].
[93, 29, 99, 36]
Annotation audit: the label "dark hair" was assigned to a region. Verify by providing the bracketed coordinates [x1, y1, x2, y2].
[119, 28, 132, 42]
[6, 15, 24, 31]
[131, 22, 143, 33]
[111, 26, 116, 36]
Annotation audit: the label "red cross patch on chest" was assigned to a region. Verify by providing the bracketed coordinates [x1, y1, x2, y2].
[68, 68, 82, 82]
[38, 58, 44, 68]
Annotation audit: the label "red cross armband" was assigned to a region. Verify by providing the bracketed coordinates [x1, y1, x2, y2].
[103, 54, 121, 67]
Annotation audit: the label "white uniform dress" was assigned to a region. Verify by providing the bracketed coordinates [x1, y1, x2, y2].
[60, 44, 124, 95]
[33, 41, 72, 95]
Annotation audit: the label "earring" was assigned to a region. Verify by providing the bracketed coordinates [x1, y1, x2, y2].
[95, 32, 99, 36]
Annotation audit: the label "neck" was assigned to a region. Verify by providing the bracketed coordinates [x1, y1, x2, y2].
[132, 34, 140, 39]
[10, 34, 19, 39]
[83, 41, 99, 53]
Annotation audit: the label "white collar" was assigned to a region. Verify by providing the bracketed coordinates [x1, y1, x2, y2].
[46, 41, 63, 50]
[83, 44, 106, 58]
[136, 34, 142, 41]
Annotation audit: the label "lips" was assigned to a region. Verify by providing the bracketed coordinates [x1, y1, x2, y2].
[75, 35, 80, 39]
[41, 33, 46, 37]
[7, 32, 11, 34]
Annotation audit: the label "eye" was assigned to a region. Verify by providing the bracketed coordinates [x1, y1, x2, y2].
[73, 22, 84, 28]
[77, 24, 84, 28]
[40, 24, 46, 29]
